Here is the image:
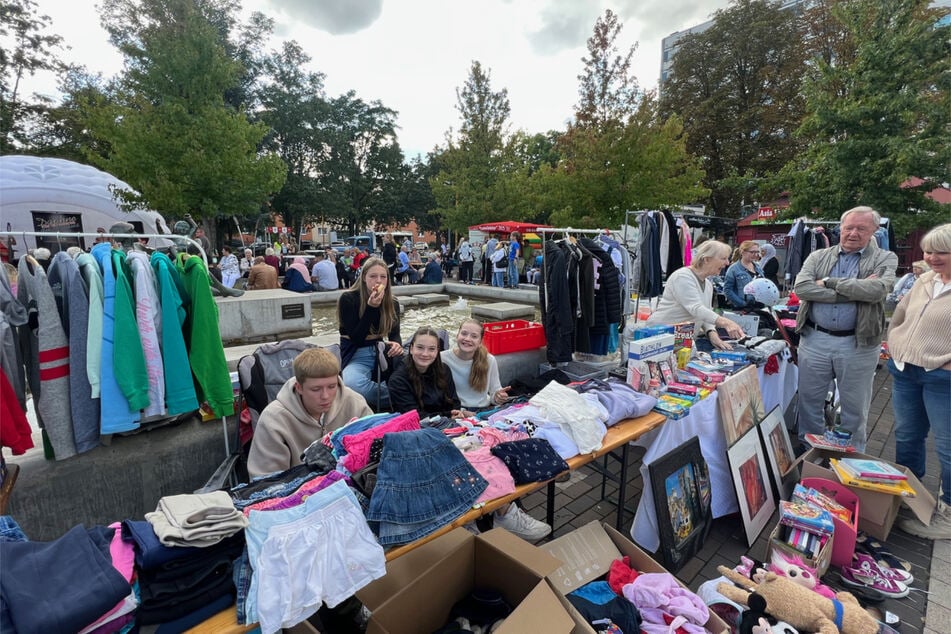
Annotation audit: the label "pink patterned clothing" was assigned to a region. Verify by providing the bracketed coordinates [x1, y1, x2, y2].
[463, 447, 516, 503]
[477, 426, 529, 449]
[127, 251, 165, 418]
[340, 410, 420, 472]
[243, 471, 349, 516]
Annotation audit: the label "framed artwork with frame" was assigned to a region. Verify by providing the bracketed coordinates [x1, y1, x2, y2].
[648, 437, 713, 573]
[758, 405, 799, 501]
[727, 427, 777, 546]
[717, 365, 767, 447]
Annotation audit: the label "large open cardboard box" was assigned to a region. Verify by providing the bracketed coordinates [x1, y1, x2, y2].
[797, 448, 934, 541]
[542, 521, 730, 634]
[356, 528, 577, 634]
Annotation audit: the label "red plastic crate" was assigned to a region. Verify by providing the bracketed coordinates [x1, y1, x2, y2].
[482, 320, 547, 355]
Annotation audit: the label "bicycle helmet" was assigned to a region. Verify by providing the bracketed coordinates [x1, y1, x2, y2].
[744, 278, 780, 306]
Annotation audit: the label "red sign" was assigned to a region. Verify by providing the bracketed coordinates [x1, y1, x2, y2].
[265, 226, 290, 234]
[757, 206, 775, 221]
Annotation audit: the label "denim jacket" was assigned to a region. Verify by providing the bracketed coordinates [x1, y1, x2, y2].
[723, 261, 763, 308]
[794, 242, 897, 347]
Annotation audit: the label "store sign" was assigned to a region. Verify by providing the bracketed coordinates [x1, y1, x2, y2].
[31, 211, 84, 253]
[266, 226, 290, 234]
[757, 206, 775, 221]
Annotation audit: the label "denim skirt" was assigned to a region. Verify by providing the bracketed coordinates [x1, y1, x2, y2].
[367, 427, 488, 545]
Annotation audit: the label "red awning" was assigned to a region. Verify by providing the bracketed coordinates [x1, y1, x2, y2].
[468, 220, 552, 234]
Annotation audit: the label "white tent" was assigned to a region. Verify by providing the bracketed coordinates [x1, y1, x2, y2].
[0, 155, 169, 256]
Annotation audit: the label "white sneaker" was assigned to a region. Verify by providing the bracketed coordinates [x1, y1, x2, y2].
[494, 504, 552, 541]
[898, 499, 951, 540]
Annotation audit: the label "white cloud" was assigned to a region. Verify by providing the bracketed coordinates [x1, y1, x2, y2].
[30, 0, 731, 159]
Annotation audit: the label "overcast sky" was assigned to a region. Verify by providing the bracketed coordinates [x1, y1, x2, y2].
[30, 0, 732, 159]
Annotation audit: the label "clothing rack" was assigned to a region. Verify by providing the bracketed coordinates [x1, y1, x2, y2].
[0, 231, 208, 266]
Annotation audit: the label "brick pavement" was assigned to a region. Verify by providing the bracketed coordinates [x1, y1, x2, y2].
[518, 369, 948, 633]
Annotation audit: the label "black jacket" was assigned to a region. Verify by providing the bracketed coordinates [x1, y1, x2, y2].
[388, 363, 460, 416]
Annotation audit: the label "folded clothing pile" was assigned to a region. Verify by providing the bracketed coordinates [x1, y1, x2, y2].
[146, 490, 248, 548]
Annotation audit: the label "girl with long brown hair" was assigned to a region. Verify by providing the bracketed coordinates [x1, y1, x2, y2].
[440, 319, 510, 409]
[337, 257, 402, 406]
[387, 327, 461, 417]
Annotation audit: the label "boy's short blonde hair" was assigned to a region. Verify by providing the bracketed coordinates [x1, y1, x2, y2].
[294, 348, 340, 383]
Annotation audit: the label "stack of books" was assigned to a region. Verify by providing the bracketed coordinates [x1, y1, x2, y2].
[778, 499, 834, 559]
[792, 483, 852, 524]
[830, 458, 916, 497]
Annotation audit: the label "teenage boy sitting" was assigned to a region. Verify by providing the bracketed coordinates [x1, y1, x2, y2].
[248, 348, 372, 478]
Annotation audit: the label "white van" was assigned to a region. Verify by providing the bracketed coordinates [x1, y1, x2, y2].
[0, 155, 170, 258]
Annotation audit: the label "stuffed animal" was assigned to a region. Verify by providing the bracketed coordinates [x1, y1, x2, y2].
[766, 551, 837, 600]
[739, 593, 775, 634]
[717, 566, 879, 634]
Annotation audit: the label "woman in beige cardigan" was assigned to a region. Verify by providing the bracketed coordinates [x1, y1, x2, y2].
[886, 223, 951, 540]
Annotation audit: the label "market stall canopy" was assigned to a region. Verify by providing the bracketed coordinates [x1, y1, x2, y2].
[469, 220, 552, 234]
[523, 232, 542, 247]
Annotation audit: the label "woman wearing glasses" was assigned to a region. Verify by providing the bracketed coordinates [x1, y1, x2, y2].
[724, 240, 765, 309]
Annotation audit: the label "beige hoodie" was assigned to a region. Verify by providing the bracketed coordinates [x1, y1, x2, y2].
[247, 376, 372, 477]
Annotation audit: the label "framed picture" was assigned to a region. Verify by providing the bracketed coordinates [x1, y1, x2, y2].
[758, 405, 799, 500]
[648, 437, 713, 573]
[717, 365, 767, 446]
[727, 427, 777, 546]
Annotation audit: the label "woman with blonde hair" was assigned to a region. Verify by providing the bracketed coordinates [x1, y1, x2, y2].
[438, 318, 552, 541]
[337, 257, 403, 406]
[645, 240, 745, 350]
[887, 224, 951, 539]
[441, 319, 510, 410]
[723, 240, 764, 309]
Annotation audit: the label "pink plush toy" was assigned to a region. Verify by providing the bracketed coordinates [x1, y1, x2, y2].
[765, 551, 837, 600]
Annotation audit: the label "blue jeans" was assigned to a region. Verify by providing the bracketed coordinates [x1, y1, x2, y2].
[508, 260, 520, 287]
[342, 345, 388, 407]
[888, 359, 951, 504]
[492, 271, 505, 287]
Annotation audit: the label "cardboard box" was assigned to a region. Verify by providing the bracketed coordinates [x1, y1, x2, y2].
[541, 521, 730, 634]
[768, 523, 834, 576]
[357, 528, 577, 634]
[797, 448, 934, 541]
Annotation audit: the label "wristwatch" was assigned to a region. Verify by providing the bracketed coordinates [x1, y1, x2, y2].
[821, 276, 830, 284]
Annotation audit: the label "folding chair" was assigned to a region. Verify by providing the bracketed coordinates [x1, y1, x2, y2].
[196, 339, 329, 493]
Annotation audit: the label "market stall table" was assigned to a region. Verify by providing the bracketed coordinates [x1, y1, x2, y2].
[189, 410, 668, 634]
[630, 353, 798, 553]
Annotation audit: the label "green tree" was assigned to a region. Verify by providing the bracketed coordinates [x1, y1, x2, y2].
[255, 41, 328, 235]
[540, 11, 707, 228]
[783, 0, 950, 234]
[83, 0, 285, 221]
[319, 91, 406, 234]
[661, 0, 806, 216]
[432, 61, 513, 232]
[0, 0, 67, 153]
[575, 8, 639, 131]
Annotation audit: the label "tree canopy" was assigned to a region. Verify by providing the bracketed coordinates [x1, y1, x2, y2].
[783, 0, 950, 233]
[660, 0, 806, 216]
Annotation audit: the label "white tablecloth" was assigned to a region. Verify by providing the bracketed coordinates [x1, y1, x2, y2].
[630, 354, 798, 552]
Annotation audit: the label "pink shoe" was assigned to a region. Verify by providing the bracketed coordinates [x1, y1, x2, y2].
[839, 564, 909, 598]
[852, 552, 914, 585]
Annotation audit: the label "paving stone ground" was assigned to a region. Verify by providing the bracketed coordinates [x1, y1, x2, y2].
[519, 369, 948, 633]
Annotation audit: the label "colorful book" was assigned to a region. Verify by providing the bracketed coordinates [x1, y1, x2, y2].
[779, 500, 835, 537]
[803, 433, 857, 453]
[830, 460, 917, 497]
[792, 484, 852, 523]
[838, 458, 908, 482]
